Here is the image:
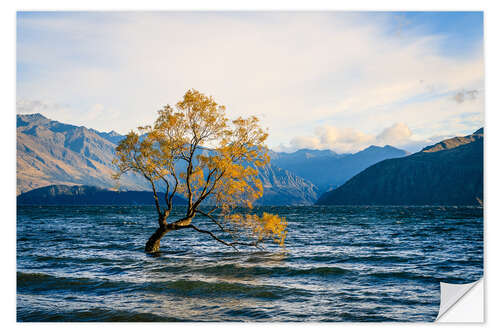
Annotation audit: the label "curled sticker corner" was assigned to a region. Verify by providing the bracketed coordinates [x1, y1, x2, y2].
[436, 278, 483, 322]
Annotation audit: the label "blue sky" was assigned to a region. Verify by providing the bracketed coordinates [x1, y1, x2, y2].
[16, 11, 484, 153]
[397, 12, 483, 56]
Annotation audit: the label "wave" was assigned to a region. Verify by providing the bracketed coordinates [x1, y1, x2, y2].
[17, 271, 309, 300]
[157, 279, 306, 299]
[334, 255, 419, 264]
[17, 307, 181, 322]
[17, 272, 127, 294]
[366, 271, 441, 283]
[152, 263, 350, 278]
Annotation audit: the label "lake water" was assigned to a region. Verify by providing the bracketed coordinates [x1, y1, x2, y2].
[17, 205, 483, 322]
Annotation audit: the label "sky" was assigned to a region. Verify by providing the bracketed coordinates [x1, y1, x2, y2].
[16, 11, 484, 153]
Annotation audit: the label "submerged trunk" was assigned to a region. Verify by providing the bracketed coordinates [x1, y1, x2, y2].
[145, 226, 171, 253]
[145, 216, 193, 253]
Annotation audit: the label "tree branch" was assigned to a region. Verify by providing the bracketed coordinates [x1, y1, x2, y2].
[188, 224, 238, 250]
[185, 144, 196, 214]
[154, 169, 173, 213]
[191, 170, 225, 211]
[191, 168, 217, 208]
[188, 224, 265, 251]
[168, 170, 179, 210]
[195, 209, 227, 233]
[145, 175, 163, 220]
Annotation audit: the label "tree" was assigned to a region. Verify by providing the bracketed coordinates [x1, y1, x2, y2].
[113, 89, 287, 253]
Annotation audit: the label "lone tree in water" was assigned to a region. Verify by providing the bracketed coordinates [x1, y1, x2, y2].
[114, 89, 287, 253]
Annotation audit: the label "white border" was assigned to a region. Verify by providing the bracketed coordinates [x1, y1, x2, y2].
[3, 1, 499, 332]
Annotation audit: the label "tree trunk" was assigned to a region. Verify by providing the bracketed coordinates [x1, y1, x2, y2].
[144, 216, 193, 253]
[145, 226, 170, 253]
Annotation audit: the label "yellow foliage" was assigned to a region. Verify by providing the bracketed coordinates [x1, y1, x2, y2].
[226, 213, 288, 247]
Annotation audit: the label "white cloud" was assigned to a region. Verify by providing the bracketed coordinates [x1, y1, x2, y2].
[283, 123, 413, 153]
[16, 99, 50, 114]
[281, 117, 482, 154]
[16, 99, 122, 132]
[376, 122, 412, 145]
[16, 99, 74, 121]
[17, 12, 484, 147]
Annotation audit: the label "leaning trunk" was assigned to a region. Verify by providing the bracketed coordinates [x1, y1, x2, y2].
[145, 216, 193, 253]
[145, 226, 170, 253]
[145, 213, 169, 253]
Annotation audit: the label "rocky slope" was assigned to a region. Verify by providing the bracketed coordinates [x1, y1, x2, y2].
[316, 129, 483, 206]
[17, 113, 148, 195]
[256, 165, 319, 205]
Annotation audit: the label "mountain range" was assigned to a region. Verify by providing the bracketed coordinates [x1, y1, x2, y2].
[271, 145, 408, 192]
[317, 129, 483, 205]
[16, 113, 435, 205]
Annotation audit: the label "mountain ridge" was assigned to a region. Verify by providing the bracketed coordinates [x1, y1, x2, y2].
[271, 143, 408, 191]
[316, 129, 483, 206]
[420, 130, 483, 153]
[17, 113, 149, 195]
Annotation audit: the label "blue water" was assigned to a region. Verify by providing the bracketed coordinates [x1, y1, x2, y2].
[17, 205, 483, 322]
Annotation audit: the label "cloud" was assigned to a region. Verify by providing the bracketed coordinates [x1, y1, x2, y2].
[288, 126, 375, 152]
[285, 123, 412, 153]
[17, 12, 484, 146]
[290, 136, 322, 150]
[282, 121, 473, 153]
[16, 99, 51, 114]
[376, 122, 412, 145]
[452, 89, 479, 103]
[16, 99, 121, 131]
[16, 99, 74, 121]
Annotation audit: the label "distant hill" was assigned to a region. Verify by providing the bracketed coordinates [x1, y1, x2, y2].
[17, 185, 188, 205]
[271, 145, 408, 191]
[316, 129, 483, 206]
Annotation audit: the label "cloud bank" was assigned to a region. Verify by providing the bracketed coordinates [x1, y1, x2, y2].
[284, 122, 413, 153]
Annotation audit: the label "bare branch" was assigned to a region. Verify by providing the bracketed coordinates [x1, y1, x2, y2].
[188, 224, 238, 251]
[195, 209, 227, 233]
[168, 171, 179, 209]
[145, 175, 163, 221]
[189, 224, 265, 251]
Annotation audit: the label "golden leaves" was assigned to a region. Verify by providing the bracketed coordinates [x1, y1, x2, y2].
[226, 213, 288, 247]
